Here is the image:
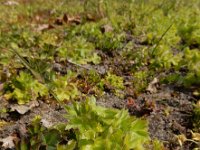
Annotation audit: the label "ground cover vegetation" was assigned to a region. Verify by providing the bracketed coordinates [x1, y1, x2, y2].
[0, 0, 200, 149]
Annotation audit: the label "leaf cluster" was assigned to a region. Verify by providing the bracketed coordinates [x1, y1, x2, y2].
[5, 72, 48, 104]
[64, 97, 149, 150]
[16, 116, 62, 150]
[51, 74, 79, 102]
[98, 72, 125, 96]
[58, 36, 101, 65]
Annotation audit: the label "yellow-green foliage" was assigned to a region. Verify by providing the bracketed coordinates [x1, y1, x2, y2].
[104, 73, 124, 89]
[98, 72, 124, 96]
[1, 0, 200, 149]
[65, 97, 150, 150]
[58, 37, 101, 64]
[51, 74, 79, 101]
[5, 72, 48, 104]
[133, 71, 149, 92]
[193, 102, 200, 132]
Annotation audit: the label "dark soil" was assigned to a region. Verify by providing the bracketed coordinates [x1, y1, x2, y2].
[0, 99, 67, 139]
[1, 84, 195, 149]
[96, 85, 195, 150]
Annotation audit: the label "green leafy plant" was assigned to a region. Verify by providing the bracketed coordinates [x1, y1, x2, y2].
[51, 73, 79, 102]
[5, 72, 48, 104]
[69, 21, 125, 52]
[193, 101, 200, 133]
[177, 7, 200, 47]
[64, 96, 150, 150]
[96, 32, 125, 51]
[133, 71, 149, 92]
[9, 43, 80, 103]
[180, 48, 200, 86]
[16, 116, 61, 150]
[98, 72, 124, 96]
[58, 36, 101, 65]
[104, 72, 124, 89]
[150, 44, 182, 70]
[162, 47, 200, 87]
[14, 96, 150, 150]
[85, 69, 101, 85]
[152, 139, 165, 150]
[83, 0, 106, 20]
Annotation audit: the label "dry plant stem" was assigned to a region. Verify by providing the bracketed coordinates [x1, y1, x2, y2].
[151, 23, 174, 56]
[66, 59, 103, 75]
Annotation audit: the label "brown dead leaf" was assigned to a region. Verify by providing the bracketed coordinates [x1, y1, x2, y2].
[100, 24, 113, 33]
[191, 131, 200, 142]
[0, 120, 8, 128]
[193, 90, 200, 96]
[176, 134, 187, 147]
[4, 1, 19, 6]
[54, 18, 63, 25]
[0, 135, 18, 149]
[36, 24, 54, 32]
[41, 119, 53, 128]
[63, 13, 68, 23]
[18, 123, 28, 137]
[10, 105, 30, 115]
[0, 83, 4, 92]
[85, 13, 102, 21]
[144, 99, 156, 111]
[86, 13, 95, 21]
[54, 14, 81, 26]
[63, 13, 81, 24]
[146, 77, 159, 93]
[29, 100, 39, 109]
[126, 97, 136, 107]
[10, 100, 39, 114]
[196, 100, 200, 107]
